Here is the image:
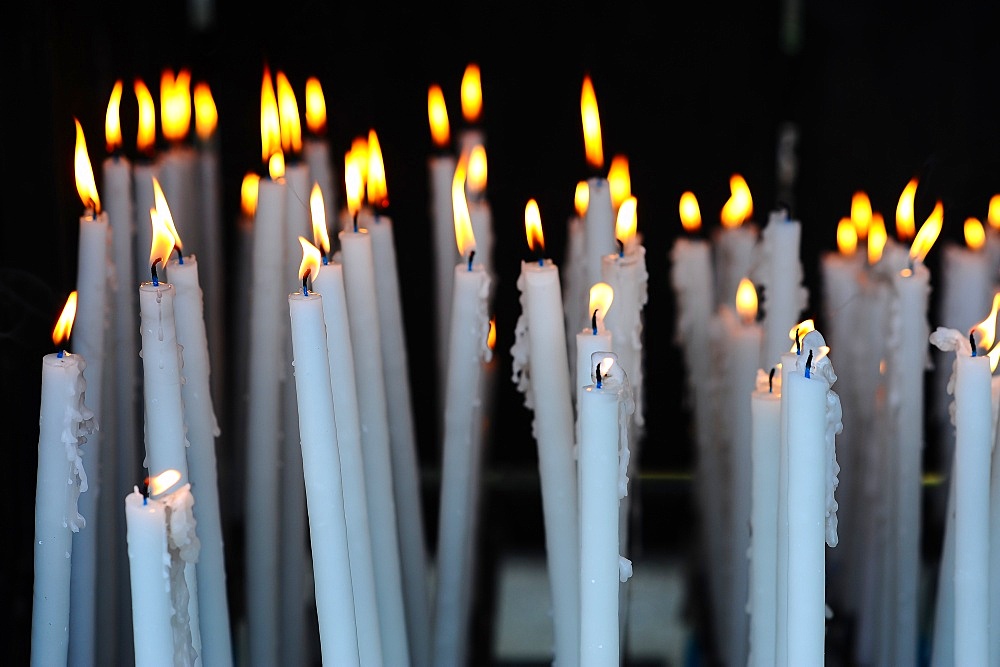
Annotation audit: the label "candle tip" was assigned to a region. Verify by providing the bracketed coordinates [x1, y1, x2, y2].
[970, 330, 977, 357]
[592, 309, 599, 335]
[616, 238, 625, 257]
[468, 249, 476, 271]
[769, 367, 775, 393]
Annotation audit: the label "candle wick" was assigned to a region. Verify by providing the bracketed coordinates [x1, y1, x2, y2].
[322, 255, 329, 266]
[302, 270, 310, 297]
[176, 247, 184, 265]
[805, 350, 813, 378]
[769, 367, 775, 393]
[795, 328, 801, 355]
[596, 364, 603, 389]
[468, 250, 476, 271]
[57, 349, 65, 359]
[592, 309, 599, 335]
[151, 260, 161, 287]
[776, 200, 792, 221]
[616, 238, 625, 258]
[353, 214, 359, 234]
[970, 330, 978, 357]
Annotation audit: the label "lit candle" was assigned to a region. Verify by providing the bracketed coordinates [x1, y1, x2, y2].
[563, 181, 590, 372]
[714, 174, 758, 310]
[580, 75, 616, 319]
[133, 78, 160, 286]
[303, 77, 338, 246]
[575, 282, 614, 441]
[340, 152, 411, 666]
[753, 208, 808, 372]
[510, 199, 579, 666]
[466, 144, 494, 278]
[157, 68, 199, 256]
[32, 294, 93, 667]
[288, 239, 361, 666]
[159, 183, 233, 667]
[457, 62, 485, 155]
[432, 175, 492, 667]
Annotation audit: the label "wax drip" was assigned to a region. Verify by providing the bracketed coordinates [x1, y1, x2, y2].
[970, 330, 978, 357]
[468, 250, 476, 271]
[805, 349, 813, 378]
[769, 367, 775, 393]
[592, 309, 599, 335]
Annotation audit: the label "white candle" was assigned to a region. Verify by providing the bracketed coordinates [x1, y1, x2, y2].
[123, 488, 173, 667]
[457, 62, 486, 157]
[133, 78, 160, 287]
[752, 209, 808, 371]
[32, 298, 93, 666]
[563, 182, 590, 374]
[580, 76, 616, 301]
[990, 373, 1000, 667]
[157, 69, 199, 258]
[713, 174, 758, 310]
[303, 77, 338, 249]
[510, 199, 579, 667]
[288, 275, 361, 666]
[575, 283, 614, 442]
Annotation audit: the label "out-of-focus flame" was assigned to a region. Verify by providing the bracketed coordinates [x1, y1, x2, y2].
[525, 198, 544, 254]
[74, 118, 101, 214]
[149, 207, 175, 273]
[679, 191, 701, 233]
[260, 66, 282, 169]
[720, 174, 752, 228]
[298, 236, 321, 284]
[580, 74, 604, 171]
[427, 83, 450, 149]
[105, 80, 123, 153]
[837, 217, 857, 255]
[574, 181, 589, 218]
[971, 292, 1000, 352]
[868, 212, 887, 265]
[964, 217, 986, 251]
[788, 319, 816, 352]
[895, 177, 918, 242]
[152, 178, 182, 252]
[275, 70, 303, 155]
[461, 63, 482, 124]
[135, 78, 157, 156]
[909, 200, 942, 265]
[160, 68, 192, 143]
[350, 136, 370, 189]
[736, 278, 758, 324]
[345, 149, 365, 219]
[452, 160, 476, 257]
[851, 191, 872, 240]
[989, 194, 1000, 231]
[608, 155, 631, 211]
[467, 145, 487, 197]
[52, 291, 78, 347]
[304, 77, 327, 136]
[589, 282, 614, 328]
[615, 196, 638, 249]
[241, 172, 261, 219]
[149, 469, 181, 497]
[987, 342, 1000, 374]
[367, 129, 388, 209]
[488, 316, 497, 350]
[193, 82, 218, 142]
[598, 356, 615, 378]
[310, 183, 330, 255]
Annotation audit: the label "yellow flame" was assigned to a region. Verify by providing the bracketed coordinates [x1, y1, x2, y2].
[428, 83, 450, 148]
[574, 181, 590, 218]
[598, 356, 616, 378]
[105, 80, 123, 153]
[736, 278, 758, 323]
[851, 191, 872, 240]
[909, 200, 942, 264]
[987, 343, 1000, 373]
[52, 291, 78, 347]
[149, 207, 175, 273]
[367, 129, 388, 209]
[350, 136, 370, 189]
[788, 319, 816, 351]
[135, 78, 157, 155]
[260, 66, 282, 167]
[971, 292, 1000, 352]
[310, 183, 330, 255]
[868, 212, 887, 265]
[148, 469, 181, 497]
[589, 282, 614, 325]
[615, 196, 638, 248]
[298, 236, 322, 284]
[452, 159, 476, 257]
[989, 194, 1000, 230]
[467, 145, 488, 197]
[895, 177, 918, 242]
[151, 178, 182, 252]
[488, 316, 497, 350]
[964, 217, 986, 251]
[160, 68, 192, 143]
[304, 77, 327, 136]
[275, 70, 302, 155]
[525, 198, 544, 253]
[240, 172, 261, 218]
[345, 149, 365, 218]
[720, 174, 753, 228]
[193, 82, 218, 142]
[580, 75, 604, 171]
[837, 217, 857, 255]
[74, 118, 100, 214]
[608, 155, 631, 211]
[461, 63, 483, 124]
[679, 191, 701, 233]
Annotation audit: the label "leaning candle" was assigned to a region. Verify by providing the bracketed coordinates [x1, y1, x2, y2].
[303, 77, 338, 246]
[133, 78, 160, 286]
[563, 181, 590, 369]
[510, 199, 579, 667]
[32, 295, 93, 667]
[752, 208, 808, 371]
[580, 75, 616, 310]
[157, 68, 200, 254]
[575, 283, 614, 441]
[713, 174, 758, 310]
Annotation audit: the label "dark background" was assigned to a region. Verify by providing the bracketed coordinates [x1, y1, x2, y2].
[5, 0, 999, 664]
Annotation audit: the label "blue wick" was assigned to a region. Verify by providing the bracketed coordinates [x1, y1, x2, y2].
[804, 350, 813, 379]
[591, 309, 599, 336]
[596, 366, 603, 389]
[57, 349, 65, 359]
[970, 331, 978, 357]
[468, 250, 476, 272]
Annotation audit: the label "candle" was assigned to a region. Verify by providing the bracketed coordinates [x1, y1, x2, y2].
[32, 295, 93, 667]
[713, 174, 758, 310]
[457, 62, 485, 156]
[340, 155, 411, 666]
[159, 184, 233, 667]
[303, 77, 338, 248]
[308, 212, 383, 665]
[133, 78, 160, 287]
[580, 75, 616, 315]
[510, 199, 579, 666]
[575, 283, 614, 440]
[563, 181, 590, 371]
[288, 241, 361, 666]
[578, 354, 634, 666]
[157, 68, 200, 256]
[990, 364, 1000, 667]
[752, 208, 808, 372]
[432, 177, 491, 666]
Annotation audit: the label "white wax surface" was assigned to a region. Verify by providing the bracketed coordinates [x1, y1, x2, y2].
[584, 178, 615, 296]
[752, 213, 807, 371]
[124, 490, 173, 667]
[133, 161, 160, 285]
[303, 138, 338, 243]
[749, 385, 780, 667]
[575, 328, 613, 444]
[990, 380, 1000, 667]
[713, 223, 759, 311]
[775, 350, 798, 667]
[288, 291, 362, 666]
[600, 246, 649, 429]
[563, 215, 588, 369]
[429, 154, 458, 405]
[158, 145, 200, 255]
[197, 143, 225, 411]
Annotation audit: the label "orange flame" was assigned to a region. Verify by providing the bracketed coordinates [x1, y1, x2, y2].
[964, 217, 986, 251]
[615, 196, 638, 248]
[574, 181, 590, 218]
[720, 174, 752, 228]
[525, 199, 544, 254]
[366, 129, 388, 209]
[428, 84, 450, 148]
[350, 136, 370, 189]
[275, 71, 302, 155]
[452, 158, 476, 257]
[851, 191, 872, 240]
[105, 80, 123, 153]
[298, 236, 322, 284]
[135, 78, 157, 156]
[151, 178, 182, 252]
[148, 469, 181, 497]
[74, 118, 100, 214]
[971, 292, 1000, 352]
[580, 75, 604, 171]
[679, 191, 701, 233]
[345, 149, 365, 218]
[589, 282, 614, 327]
[989, 194, 1000, 230]
[149, 207, 175, 274]
[868, 212, 887, 265]
[736, 278, 758, 324]
[909, 200, 942, 264]
[488, 316, 497, 350]
[467, 145, 487, 197]
[310, 183, 330, 255]
[304, 77, 327, 136]
[895, 177, 918, 242]
[837, 217, 857, 255]
[160, 68, 192, 143]
[608, 155, 631, 211]
[52, 291, 78, 347]
[193, 82, 218, 142]
[461, 63, 483, 124]
[260, 66, 283, 170]
[241, 172, 261, 218]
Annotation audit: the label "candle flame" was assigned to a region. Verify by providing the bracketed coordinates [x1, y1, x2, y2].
[345, 149, 365, 218]
[580, 74, 604, 171]
[837, 217, 857, 255]
[989, 194, 1000, 230]
[988, 342, 1000, 374]
[310, 183, 330, 255]
[366, 129, 388, 209]
[488, 316, 497, 350]
[105, 80, 123, 153]
[298, 236, 322, 284]
[608, 155, 631, 211]
[589, 282, 614, 326]
[736, 278, 758, 323]
[679, 191, 701, 233]
[525, 198, 544, 254]
[908, 200, 942, 264]
[52, 291, 78, 347]
[275, 71, 303, 155]
[241, 172, 261, 218]
[461, 63, 483, 124]
[850, 191, 872, 240]
[720, 174, 752, 228]
[350, 136, 370, 189]
[427, 84, 450, 148]
[467, 145, 487, 197]
[895, 177, 918, 242]
[193, 81, 218, 142]
[135, 78, 157, 156]
[260, 66, 282, 168]
[304, 77, 327, 136]
[74, 118, 101, 214]
[574, 181, 590, 218]
[160, 68, 192, 143]
[964, 217, 986, 251]
[452, 158, 476, 257]
[269, 152, 286, 180]
[598, 356, 615, 378]
[149, 207, 175, 274]
[615, 196, 638, 249]
[971, 292, 1000, 352]
[149, 469, 181, 497]
[868, 212, 887, 265]
[152, 178, 182, 252]
[788, 319, 816, 352]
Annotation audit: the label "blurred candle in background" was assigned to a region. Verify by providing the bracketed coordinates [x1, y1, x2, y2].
[303, 76, 338, 248]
